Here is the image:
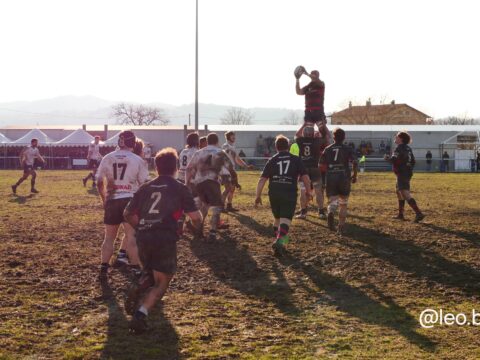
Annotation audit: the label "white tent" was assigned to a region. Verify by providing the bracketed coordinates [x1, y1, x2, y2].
[103, 131, 122, 146]
[0, 132, 11, 144]
[52, 128, 99, 146]
[9, 128, 53, 145]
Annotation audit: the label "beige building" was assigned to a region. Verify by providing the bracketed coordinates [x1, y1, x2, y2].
[331, 100, 432, 125]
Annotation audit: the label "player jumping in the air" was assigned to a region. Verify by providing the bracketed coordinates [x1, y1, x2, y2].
[124, 147, 203, 333]
[83, 136, 103, 188]
[295, 68, 326, 128]
[186, 133, 239, 242]
[255, 135, 312, 256]
[12, 138, 45, 194]
[221, 131, 253, 212]
[384, 131, 425, 223]
[320, 128, 358, 235]
[294, 123, 330, 219]
[96, 131, 149, 277]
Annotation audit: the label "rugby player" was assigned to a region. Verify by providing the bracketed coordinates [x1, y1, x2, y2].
[294, 123, 330, 219]
[186, 133, 239, 242]
[83, 136, 102, 188]
[320, 128, 358, 235]
[11, 138, 45, 194]
[124, 148, 202, 333]
[384, 131, 425, 222]
[178, 133, 199, 184]
[199, 136, 207, 149]
[221, 131, 253, 212]
[255, 135, 312, 256]
[295, 69, 326, 128]
[96, 131, 149, 276]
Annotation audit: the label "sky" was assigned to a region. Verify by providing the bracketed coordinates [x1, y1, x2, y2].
[1, 0, 479, 119]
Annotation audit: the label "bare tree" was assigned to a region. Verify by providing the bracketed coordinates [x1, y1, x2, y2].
[220, 107, 254, 125]
[112, 102, 169, 126]
[434, 115, 477, 125]
[280, 110, 300, 125]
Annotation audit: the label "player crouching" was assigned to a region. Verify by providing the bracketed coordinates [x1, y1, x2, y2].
[320, 128, 358, 235]
[255, 135, 312, 256]
[123, 148, 203, 334]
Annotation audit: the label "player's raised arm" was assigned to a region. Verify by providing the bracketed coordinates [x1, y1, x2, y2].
[295, 124, 306, 139]
[296, 78, 305, 95]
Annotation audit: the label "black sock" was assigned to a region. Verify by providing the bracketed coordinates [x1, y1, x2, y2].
[101, 262, 109, 269]
[273, 226, 278, 237]
[398, 200, 405, 215]
[407, 198, 421, 215]
[118, 249, 127, 257]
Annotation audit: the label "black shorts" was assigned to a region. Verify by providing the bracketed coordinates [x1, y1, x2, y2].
[23, 164, 34, 174]
[326, 172, 351, 197]
[396, 173, 412, 191]
[269, 193, 297, 220]
[88, 159, 99, 169]
[304, 109, 326, 125]
[306, 167, 322, 184]
[137, 231, 177, 274]
[104, 198, 131, 225]
[196, 180, 223, 207]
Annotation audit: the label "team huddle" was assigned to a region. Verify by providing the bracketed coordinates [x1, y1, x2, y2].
[8, 68, 424, 334]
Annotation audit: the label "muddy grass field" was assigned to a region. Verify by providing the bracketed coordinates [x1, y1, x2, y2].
[1, 170, 479, 359]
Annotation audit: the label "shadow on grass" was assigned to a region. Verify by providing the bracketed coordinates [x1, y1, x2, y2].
[278, 254, 436, 352]
[99, 277, 179, 359]
[421, 223, 480, 246]
[229, 212, 273, 237]
[189, 231, 301, 316]
[9, 194, 35, 204]
[345, 223, 480, 295]
[87, 187, 99, 196]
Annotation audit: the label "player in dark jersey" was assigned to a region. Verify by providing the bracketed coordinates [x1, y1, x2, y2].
[124, 147, 203, 334]
[294, 123, 330, 219]
[255, 135, 312, 256]
[320, 128, 358, 235]
[296, 69, 326, 127]
[384, 131, 425, 223]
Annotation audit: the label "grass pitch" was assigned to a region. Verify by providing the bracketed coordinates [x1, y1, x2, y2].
[1, 170, 479, 359]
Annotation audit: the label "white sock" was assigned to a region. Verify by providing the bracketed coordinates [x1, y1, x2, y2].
[138, 305, 148, 316]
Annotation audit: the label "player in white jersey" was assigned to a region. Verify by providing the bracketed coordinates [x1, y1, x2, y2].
[96, 131, 149, 277]
[12, 138, 45, 194]
[178, 132, 199, 184]
[83, 136, 103, 188]
[186, 133, 239, 242]
[221, 131, 253, 212]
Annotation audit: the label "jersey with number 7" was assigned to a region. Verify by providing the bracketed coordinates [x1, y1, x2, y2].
[320, 144, 357, 176]
[96, 149, 149, 201]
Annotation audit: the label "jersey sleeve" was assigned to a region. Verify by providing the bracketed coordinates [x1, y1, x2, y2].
[138, 159, 149, 184]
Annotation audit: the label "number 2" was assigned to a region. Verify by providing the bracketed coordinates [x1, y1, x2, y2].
[148, 192, 162, 214]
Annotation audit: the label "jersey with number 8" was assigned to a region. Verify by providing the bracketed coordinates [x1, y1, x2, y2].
[178, 147, 197, 182]
[96, 149, 149, 200]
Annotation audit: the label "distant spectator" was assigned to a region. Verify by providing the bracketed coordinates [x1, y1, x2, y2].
[442, 151, 450, 172]
[476, 151, 480, 172]
[426, 150, 433, 171]
[379, 140, 386, 154]
[255, 135, 265, 156]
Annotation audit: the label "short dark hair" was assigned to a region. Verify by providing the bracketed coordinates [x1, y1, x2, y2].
[275, 135, 289, 151]
[155, 147, 178, 176]
[133, 139, 144, 156]
[397, 131, 411, 144]
[199, 136, 207, 148]
[186, 132, 199, 148]
[225, 131, 235, 141]
[118, 130, 136, 148]
[333, 128, 346, 143]
[31, 138, 38, 144]
[207, 133, 219, 145]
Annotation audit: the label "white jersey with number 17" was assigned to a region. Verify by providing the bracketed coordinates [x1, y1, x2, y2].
[96, 149, 149, 200]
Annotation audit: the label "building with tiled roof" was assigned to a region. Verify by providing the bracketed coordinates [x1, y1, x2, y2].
[331, 100, 432, 125]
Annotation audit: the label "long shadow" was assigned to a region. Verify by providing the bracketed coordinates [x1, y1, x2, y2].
[279, 254, 436, 352]
[189, 231, 300, 315]
[344, 223, 480, 296]
[100, 277, 179, 359]
[421, 223, 480, 246]
[229, 212, 273, 238]
[87, 187, 99, 196]
[9, 194, 35, 204]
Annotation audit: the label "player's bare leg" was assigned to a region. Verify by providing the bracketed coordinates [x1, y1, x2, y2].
[314, 182, 326, 219]
[225, 186, 238, 212]
[12, 172, 30, 194]
[327, 196, 339, 231]
[400, 189, 425, 222]
[208, 206, 222, 242]
[129, 270, 173, 333]
[394, 191, 406, 220]
[273, 218, 280, 237]
[295, 183, 308, 219]
[101, 224, 120, 275]
[337, 196, 349, 235]
[124, 222, 140, 267]
[30, 170, 39, 193]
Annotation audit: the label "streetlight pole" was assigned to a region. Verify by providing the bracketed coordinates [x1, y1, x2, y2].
[195, 0, 199, 131]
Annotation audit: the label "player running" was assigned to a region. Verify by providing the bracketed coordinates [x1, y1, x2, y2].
[294, 123, 330, 219]
[178, 133, 199, 184]
[186, 133, 239, 242]
[384, 131, 425, 223]
[11, 138, 45, 194]
[83, 136, 102, 188]
[320, 128, 358, 235]
[221, 131, 253, 212]
[96, 131, 149, 277]
[124, 147, 203, 333]
[255, 135, 312, 256]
